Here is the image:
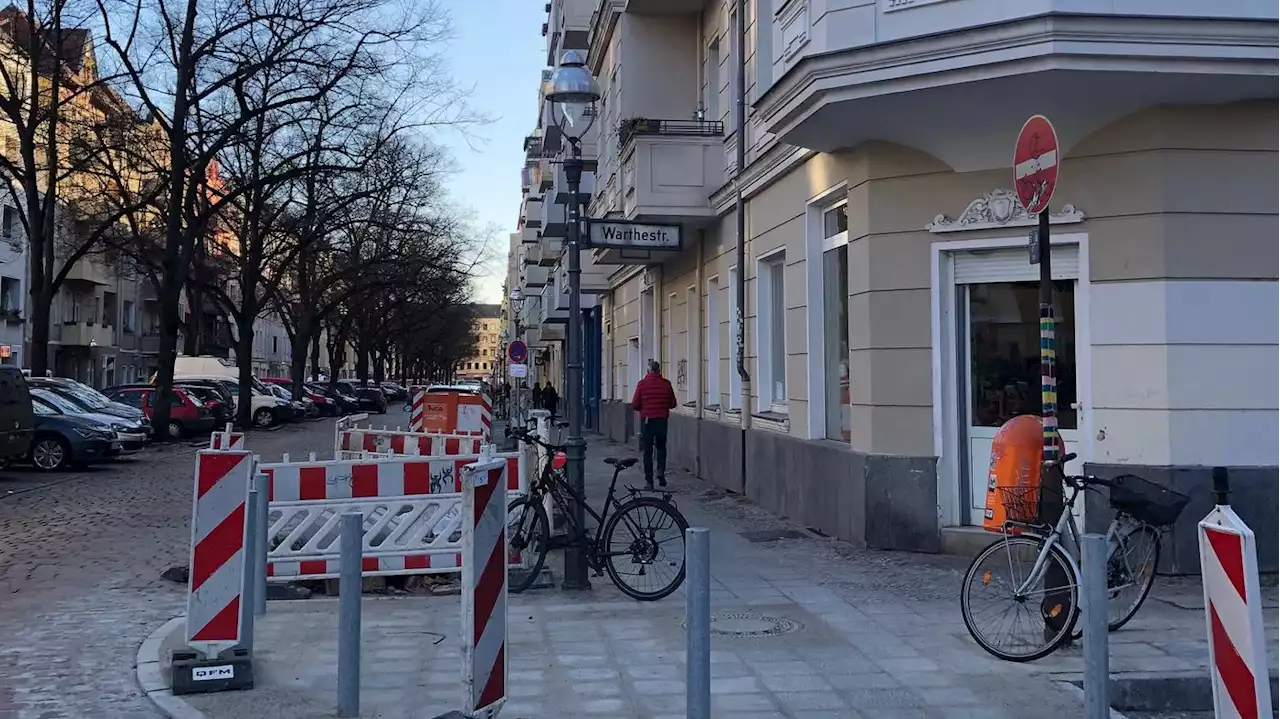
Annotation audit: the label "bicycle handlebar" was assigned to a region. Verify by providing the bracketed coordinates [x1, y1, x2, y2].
[507, 426, 564, 452]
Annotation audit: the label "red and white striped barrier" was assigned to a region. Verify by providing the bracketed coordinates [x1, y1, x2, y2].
[409, 390, 426, 432]
[209, 430, 245, 451]
[337, 428, 482, 457]
[1199, 502, 1273, 719]
[462, 454, 507, 716]
[260, 453, 523, 581]
[185, 450, 254, 658]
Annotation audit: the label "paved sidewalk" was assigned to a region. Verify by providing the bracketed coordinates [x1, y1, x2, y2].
[164, 436, 1277, 719]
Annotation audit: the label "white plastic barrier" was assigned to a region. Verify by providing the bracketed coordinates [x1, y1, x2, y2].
[336, 426, 483, 458]
[261, 451, 526, 581]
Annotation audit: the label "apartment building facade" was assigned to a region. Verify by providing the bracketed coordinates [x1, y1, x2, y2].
[458, 304, 503, 381]
[512, 0, 1278, 567]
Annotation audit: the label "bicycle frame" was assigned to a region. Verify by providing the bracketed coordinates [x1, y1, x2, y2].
[1008, 482, 1131, 600]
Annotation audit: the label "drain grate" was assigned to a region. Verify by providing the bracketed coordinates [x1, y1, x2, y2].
[683, 613, 804, 637]
[740, 529, 808, 543]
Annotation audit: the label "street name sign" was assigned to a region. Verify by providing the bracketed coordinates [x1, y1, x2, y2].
[588, 221, 681, 250]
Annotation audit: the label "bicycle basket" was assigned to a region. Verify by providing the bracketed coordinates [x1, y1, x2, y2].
[1107, 474, 1190, 527]
[995, 485, 1043, 525]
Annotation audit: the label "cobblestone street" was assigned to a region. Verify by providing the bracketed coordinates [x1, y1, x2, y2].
[0, 414, 365, 719]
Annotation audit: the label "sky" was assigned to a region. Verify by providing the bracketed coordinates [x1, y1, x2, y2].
[438, 1, 547, 305]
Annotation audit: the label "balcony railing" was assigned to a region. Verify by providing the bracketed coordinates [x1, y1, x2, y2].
[618, 118, 724, 150]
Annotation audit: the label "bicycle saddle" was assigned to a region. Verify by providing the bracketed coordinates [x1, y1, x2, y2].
[604, 457, 638, 469]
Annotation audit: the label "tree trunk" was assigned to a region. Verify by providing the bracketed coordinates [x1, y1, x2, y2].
[183, 285, 201, 355]
[356, 340, 369, 383]
[326, 335, 343, 389]
[310, 332, 321, 381]
[27, 286, 52, 374]
[235, 316, 255, 427]
[150, 280, 185, 440]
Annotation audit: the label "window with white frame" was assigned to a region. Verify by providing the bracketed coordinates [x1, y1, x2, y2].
[704, 39, 720, 123]
[685, 286, 698, 405]
[665, 292, 676, 380]
[727, 267, 740, 409]
[757, 251, 786, 411]
[820, 198, 851, 441]
[706, 278, 720, 407]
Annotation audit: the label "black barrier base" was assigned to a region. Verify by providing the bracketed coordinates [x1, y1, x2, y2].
[171, 647, 254, 695]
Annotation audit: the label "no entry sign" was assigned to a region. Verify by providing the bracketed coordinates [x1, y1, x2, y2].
[508, 340, 528, 364]
[1013, 115, 1059, 215]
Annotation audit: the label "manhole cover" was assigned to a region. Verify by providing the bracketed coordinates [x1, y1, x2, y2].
[687, 613, 803, 637]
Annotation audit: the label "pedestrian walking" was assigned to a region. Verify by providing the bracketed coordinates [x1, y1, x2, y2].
[531, 381, 544, 410]
[631, 360, 676, 488]
[543, 383, 559, 419]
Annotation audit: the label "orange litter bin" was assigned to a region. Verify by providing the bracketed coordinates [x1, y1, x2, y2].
[982, 414, 1066, 534]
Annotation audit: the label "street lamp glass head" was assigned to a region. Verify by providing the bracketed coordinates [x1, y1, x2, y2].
[547, 50, 600, 140]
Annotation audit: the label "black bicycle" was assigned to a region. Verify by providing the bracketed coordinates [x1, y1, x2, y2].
[506, 425, 689, 601]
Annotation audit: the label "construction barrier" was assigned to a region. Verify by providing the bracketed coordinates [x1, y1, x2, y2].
[461, 454, 508, 716]
[1199, 477, 1272, 719]
[185, 449, 255, 658]
[335, 426, 483, 458]
[209, 425, 245, 450]
[409, 390, 492, 440]
[260, 452, 524, 581]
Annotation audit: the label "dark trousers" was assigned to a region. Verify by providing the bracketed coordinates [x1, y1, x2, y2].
[639, 417, 668, 481]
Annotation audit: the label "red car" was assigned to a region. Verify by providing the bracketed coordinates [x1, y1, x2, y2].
[261, 377, 335, 416]
[104, 386, 216, 439]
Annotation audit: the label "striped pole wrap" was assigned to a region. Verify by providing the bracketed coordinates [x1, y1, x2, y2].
[480, 393, 492, 440]
[462, 455, 508, 715]
[1039, 303, 1058, 462]
[185, 450, 254, 658]
[1199, 507, 1273, 719]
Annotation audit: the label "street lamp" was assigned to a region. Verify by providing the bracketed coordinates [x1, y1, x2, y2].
[546, 48, 600, 591]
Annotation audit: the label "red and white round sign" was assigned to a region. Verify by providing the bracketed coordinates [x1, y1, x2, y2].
[1013, 115, 1059, 215]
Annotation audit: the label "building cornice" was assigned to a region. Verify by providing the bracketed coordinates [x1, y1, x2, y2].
[754, 14, 1279, 134]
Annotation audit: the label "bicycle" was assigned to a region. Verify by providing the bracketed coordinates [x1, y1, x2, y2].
[505, 425, 689, 601]
[960, 453, 1190, 662]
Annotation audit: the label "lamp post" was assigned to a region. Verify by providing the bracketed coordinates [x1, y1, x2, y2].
[546, 49, 600, 591]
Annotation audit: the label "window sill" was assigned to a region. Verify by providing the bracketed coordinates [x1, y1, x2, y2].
[752, 411, 790, 434]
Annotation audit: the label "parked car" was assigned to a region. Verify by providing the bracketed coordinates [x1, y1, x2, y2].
[335, 381, 387, 414]
[27, 398, 118, 470]
[0, 367, 35, 467]
[263, 383, 311, 419]
[169, 375, 287, 428]
[262, 377, 334, 416]
[307, 383, 358, 415]
[28, 377, 147, 424]
[176, 384, 233, 427]
[30, 388, 149, 454]
[380, 382, 408, 402]
[103, 386, 217, 438]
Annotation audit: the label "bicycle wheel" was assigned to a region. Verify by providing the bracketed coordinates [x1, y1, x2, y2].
[506, 496, 550, 594]
[601, 496, 688, 601]
[1106, 523, 1160, 631]
[961, 535, 1080, 662]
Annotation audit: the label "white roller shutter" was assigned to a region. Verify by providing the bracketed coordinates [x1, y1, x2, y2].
[952, 246, 1079, 284]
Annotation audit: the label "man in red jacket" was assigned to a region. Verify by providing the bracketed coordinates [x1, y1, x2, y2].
[631, 360, 677, 488]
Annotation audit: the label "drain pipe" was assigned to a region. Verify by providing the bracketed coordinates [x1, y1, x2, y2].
[733, 0, 751, 489]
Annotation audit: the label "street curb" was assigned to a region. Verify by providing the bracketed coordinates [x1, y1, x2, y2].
[1052, 680, 1131, 719]
[134, 614, 208, 719]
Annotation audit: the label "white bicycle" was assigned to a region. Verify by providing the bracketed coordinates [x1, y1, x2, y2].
[960, 454, 1190, 662]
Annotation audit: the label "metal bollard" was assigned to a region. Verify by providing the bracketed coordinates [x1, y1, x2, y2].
[239, 484, 259, 654]
[1081, 533, 1110, 719]
[685, 527, 711, 719]
[254, 472, 269, 617]
[337, 513, 363, 717]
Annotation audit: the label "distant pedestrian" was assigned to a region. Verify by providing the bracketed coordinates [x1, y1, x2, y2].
[531, 381, 544, 410]
[543, 383, 559, 419]
[631, 360, 676, 488]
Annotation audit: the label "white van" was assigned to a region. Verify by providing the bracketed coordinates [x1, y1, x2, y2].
[170, 356, 289, 427]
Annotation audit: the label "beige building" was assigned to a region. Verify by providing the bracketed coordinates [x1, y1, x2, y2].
[457, 304, 503, 381]
[513, 0, 1278, 568]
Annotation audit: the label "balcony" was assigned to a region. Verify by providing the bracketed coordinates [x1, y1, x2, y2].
[755, 7, 1277, 169]
[523, 196, 544, 230]
[553, 250, 609, 295]
[59, 321, 115, 347]
[63, 257, 115, 286]
[536, 236, 563, 267]
[538, 280, 567, 341]
[140, 333, 162, 354]
[617, 118, 724, 221]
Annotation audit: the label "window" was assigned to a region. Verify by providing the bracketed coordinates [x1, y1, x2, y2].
[727, 267, 740, 409]
[0, 277, 17, 313]
[685, 286, 698, 405]
[665, 292, 676, 380]
[272, 336, 278, 354]
[705, 39, 720, 123]
[121, 300, 135, 333]
[706, 277, 720, 406]
[820, 198, 850, 440]
[757, 252, 786, 410]
[1, 206, 15, 239]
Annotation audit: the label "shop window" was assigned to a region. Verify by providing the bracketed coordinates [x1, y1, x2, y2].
[685, 286, 698, 404]
[756, 251, 786, 411]
[968, 280, 1077, 430]
[820, 199, 850, 441]
[727, 267, 740, 410]
[0, 276, 18, 313]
